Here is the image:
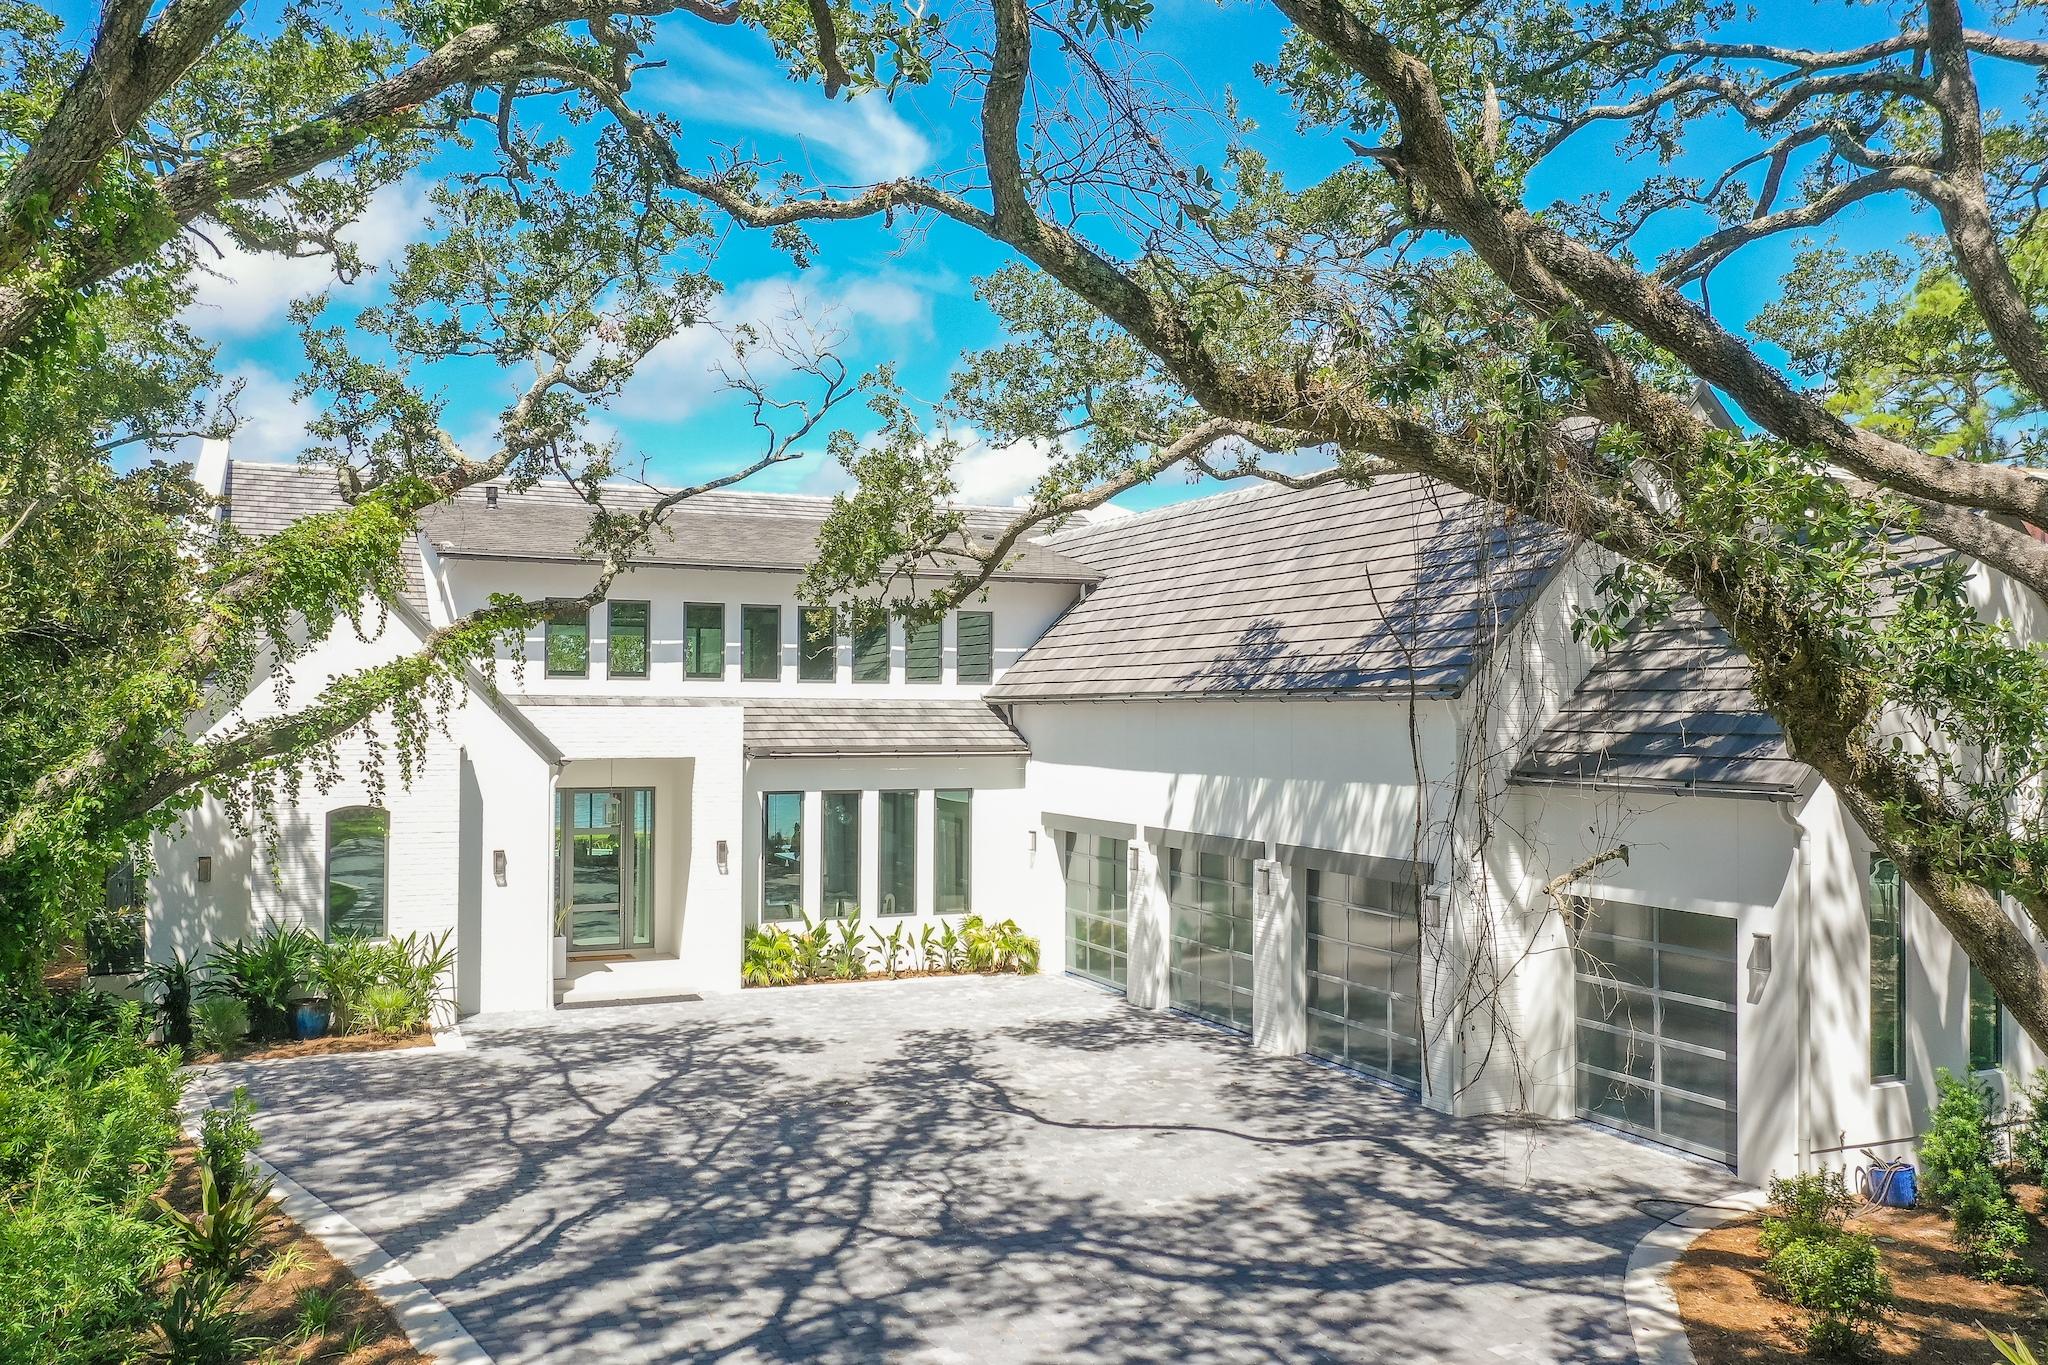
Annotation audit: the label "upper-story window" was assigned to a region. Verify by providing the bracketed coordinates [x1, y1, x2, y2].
[800, 608, 837, 683]
[957, 611, 994, 684]
[326, 806, 389, 939]
[607, 601, 649, 679]
[685, 603, 724, 679]
[906, 618, 942, 683]
[1971, 957, 2004, 1072]
[853, 615, 890, 683]
[742, 605, 781, 680]
[545, 606, 589, 678]
[1868, 855, 1905, 1081]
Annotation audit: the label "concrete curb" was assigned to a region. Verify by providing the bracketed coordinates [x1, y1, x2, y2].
[183, 1080, 493, 1365]
[1624, 1188, 1769, 1365]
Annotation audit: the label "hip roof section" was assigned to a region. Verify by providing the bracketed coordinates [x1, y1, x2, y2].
[988, 473, 1571, 701]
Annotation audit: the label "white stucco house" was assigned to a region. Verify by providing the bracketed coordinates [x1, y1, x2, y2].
[138, 441, 2047, 1188]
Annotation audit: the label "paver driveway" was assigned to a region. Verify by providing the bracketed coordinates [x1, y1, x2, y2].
[199, 974, 1738, 1363]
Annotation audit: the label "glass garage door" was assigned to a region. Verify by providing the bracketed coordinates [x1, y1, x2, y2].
[1060, 831, 1130, 991]
[1306, 867, 1424, 1089]
[1168, 847, 1255, 1033]
[1574, 900, 1738, 1163]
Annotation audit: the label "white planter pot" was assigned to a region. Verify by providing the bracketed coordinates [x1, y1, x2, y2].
[552, 935, 569, 980]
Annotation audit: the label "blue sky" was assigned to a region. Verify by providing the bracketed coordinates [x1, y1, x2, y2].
[88, 0, 2028, 510]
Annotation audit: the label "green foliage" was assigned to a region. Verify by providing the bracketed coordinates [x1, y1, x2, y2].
[1758, 1170, 1856, 1256]
[359, 983, 417, 1035]
[312, 930, 453, 1036]
[739, 915, 1041, 985]
[191, 997, 248, 1056]
[829, 917, 869, 980]
[156, 1161, 273, 1285]
[0, 994, 182, 1362]
[870, 921, 910, 977]
[203, 923, 317, 1041]
[1765, 1230, 1891, 1357]
[1920, 1068, 2033, 1283]
[141, 953, 200, 1052]
[742, 926, 798, 987]
[294, 1285, 341, 1341]
[198, 1088, 261, 1197]
[2013, 1068, 2048, 1183]
[152, 1270, 259, 1365]
[960, 915, 1042, 975]
[1988, 1327, 2044, 1364]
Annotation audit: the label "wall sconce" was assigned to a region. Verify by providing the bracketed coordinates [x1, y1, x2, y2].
[716, 839, 730, 874]
[195, 856, 212, 884]
[1027, 829, 1037, 863]
[1749, 933, 1773, 973]
[493, 849, 507, 887]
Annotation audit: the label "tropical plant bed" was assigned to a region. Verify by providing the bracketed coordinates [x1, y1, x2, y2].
[743, 967, 1029, 989]
[157, 1143, 425, 1364]
[1672, 1186, 2048, 1363]
[188, 1030, 433, 1066]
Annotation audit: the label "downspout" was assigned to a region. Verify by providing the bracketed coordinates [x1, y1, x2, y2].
[1774, 797, 1813, 1172]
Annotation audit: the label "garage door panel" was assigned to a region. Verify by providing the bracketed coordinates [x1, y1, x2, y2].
[1057, 830, 1130, 993]
[1305, 863, 1423, 1091]
[1574, 898, 1737, 1164]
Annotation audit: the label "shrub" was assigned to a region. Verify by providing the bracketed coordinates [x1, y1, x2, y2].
[741, 927, 798, 987]
[1759, 1170, 1856, 1254]
[829, 917, 870, 980]
[960, 915, 1042, 975]
[312, 930, 453, 1035]
[1766, 1230, 1891, 1356]
[0, 994, 182, 1362]
[204, 923, 317, 1041]
[156, 1162, 274, 1284]
[84, 902, 145, 977]
[199, 1087, 262, 1196]
[361, 984, 417, 1035]
[140, 951, 200, 1051]
[192, 997, 248, 1055]
[153, 1270, 259, 1365]
[1921, 1067, 2032, 1282]
[2012, 1068, 2048, 1183]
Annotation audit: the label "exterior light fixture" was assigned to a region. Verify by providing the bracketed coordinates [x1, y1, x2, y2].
[493, 849, 507, 886]
[716, 839, 729, 874]
[196, 856, 212, 884]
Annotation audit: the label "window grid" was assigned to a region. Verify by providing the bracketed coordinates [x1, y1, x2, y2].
[1305, 867, 1422, 1088]
[1061, 832, 1129, 991]
[1573, 900, 1738, 1163]
[1167, 848, 1254, 1034]
[1971, 958, 2004, 1072]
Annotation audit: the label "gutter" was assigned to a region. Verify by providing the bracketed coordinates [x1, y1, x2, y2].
[431, 546, 1099, 586]
[1774, 797, 1814, 1173]
[1504, 774, 1801, 803]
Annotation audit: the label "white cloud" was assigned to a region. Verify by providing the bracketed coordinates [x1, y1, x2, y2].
[223, 364, 315, 461]
[948, 429, 1059, 505]
[181, 179, 431, 338]
[651, 66, 932, 182]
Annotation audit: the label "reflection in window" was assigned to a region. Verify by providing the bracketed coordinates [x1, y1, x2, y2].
[935, 789, 971, 913]
[545, 606, 589, 678]
[607, 601, 649, 679]
[1868, 856, 1905, 1081]
[327, 806, 389, 939]
[762, 792, 802, 919]
[742, 605, 781, 680]
[800, 607, 838, 682]
[685, 603, 724, 678]
[822, 792, 860, 917]
[879, 791, 916, 916]
[1971, 958, 2003, 1072]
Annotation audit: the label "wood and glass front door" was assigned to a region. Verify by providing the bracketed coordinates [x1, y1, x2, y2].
[558, 788, 654, 951]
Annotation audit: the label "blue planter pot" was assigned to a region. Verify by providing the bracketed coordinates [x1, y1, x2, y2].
[293, 1002, 332, 1041]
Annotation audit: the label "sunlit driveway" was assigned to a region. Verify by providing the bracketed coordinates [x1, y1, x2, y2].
[196, 974, 1736, 1363]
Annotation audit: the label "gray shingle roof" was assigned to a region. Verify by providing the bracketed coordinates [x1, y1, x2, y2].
[419, 482, 1100, 584]
[743, 699, 1028, 758]
[987, 473, 1569, 701]
[1511, 601, 1804, 796]
[223, 462, 430, 615]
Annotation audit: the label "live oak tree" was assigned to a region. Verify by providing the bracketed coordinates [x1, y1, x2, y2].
[0, 0, 904, 977]
[529, 0, 2048, 1053]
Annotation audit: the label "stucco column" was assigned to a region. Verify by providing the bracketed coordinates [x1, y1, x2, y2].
[1252, 858, 1306, 1056]
[1126, 838, 1171, 1010]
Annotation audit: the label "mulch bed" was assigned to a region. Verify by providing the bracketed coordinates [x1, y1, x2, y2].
[190, 1031, 434, 1065]
[159, 1145, 425, 1364]
[1673, 1185, 2048, 1362]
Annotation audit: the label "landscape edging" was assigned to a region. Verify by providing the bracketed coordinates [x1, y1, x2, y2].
[1623, 1187, 1770, 1365]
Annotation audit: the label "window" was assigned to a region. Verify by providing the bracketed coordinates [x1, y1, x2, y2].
[906, 618, 942, 682]
[935, 789, 971, 913]
[607, 601, 649, 679]
[89, 860, 146, 976]
[545, 606, 589, 678]
[800, 607, 838, 683]
[879, 791, 917, 916]
[853, 615, 891, 682]
[1971, 959, 2004, 1072]
[762, 792, 803, 919]
[684, 603, 724, 679]
[326, 806, 389, 939]
[957, 611, 994, 684]
[742, 605, 781, 680]
[822, 792, 860, 917]
[1869, 856, 1905, 1081]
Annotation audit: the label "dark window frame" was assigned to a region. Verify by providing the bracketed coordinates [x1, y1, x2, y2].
[821, 790, 861, 918]
[934, 788, 972, 914]
[684, 602, 725, 680]
[606, 600, 651, 680]
[544, 605, 590, 679]
[879, 790, 917, 916]
[741, 604, 783, 681]
[800, 607, 839, 683]
[761, 791, 804, 921]
[1868, 855, 1907, 1083]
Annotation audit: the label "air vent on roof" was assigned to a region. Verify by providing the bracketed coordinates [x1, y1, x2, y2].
[485, 486, 498, 508]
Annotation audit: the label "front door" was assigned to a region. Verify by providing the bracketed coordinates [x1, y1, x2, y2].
[559, 789, 654, 952]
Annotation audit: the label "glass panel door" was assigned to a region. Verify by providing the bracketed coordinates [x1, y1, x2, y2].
[559, 788, 656, 952]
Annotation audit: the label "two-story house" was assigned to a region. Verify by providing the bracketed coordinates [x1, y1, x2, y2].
[141, 446, 2048, 1188]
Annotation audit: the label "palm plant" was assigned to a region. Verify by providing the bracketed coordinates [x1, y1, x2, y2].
[140, 950, 200, 1049]
[791, 914, 832, 983]
[742, 926, 798, 987]
[918, 923, 941, 974]
[830, 916, 869, 980]
[869, 922, 910, 978]
[204, 922, 317, 1040]
[937, 919, 964, 974]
